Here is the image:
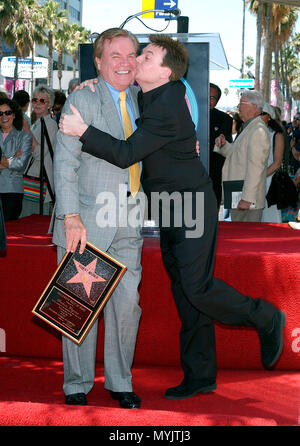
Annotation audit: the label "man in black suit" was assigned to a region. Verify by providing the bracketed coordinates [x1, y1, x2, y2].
[59, 35, 286, 400]
[209, 83, 233, 207]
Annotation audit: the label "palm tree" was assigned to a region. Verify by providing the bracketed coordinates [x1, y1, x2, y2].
[67, 23, 90, 79]
[283, 38, 300, 103]
[247, 1, 299, 102]
[40, 0, 68, 88]
[53, 25, 71, 91]
[0, 0, 18, 75]
[5, 0, 45, 94]
[245, 56, 254, 69]
[292, 32, 300, 54]
[254, 0, 263, 91]
[261, 2, 272, 101]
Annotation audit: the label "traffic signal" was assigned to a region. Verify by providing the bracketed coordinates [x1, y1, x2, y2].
[177, 16, 189, 33]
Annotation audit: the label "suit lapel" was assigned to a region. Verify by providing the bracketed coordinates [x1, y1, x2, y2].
[228, 116, 260, 158]
[96, 77, 124, 139]
[95, 78, 140, 138]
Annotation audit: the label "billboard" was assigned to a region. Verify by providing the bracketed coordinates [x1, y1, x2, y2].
[1, 56, 48, 79]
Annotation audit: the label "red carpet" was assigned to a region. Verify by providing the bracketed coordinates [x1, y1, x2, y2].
[1, 216, 300, 427]
[1, 216, 300, 370]
[0, 356, 299, 426]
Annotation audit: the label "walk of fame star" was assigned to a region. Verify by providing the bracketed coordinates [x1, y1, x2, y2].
[67, 259, 106, 298]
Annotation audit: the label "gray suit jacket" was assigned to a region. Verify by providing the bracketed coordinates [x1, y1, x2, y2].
[52, 76, 140, 251]
[0, 128, 32, 193]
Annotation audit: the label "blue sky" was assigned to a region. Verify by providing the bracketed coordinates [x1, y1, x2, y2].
[81, 0, 300, 108]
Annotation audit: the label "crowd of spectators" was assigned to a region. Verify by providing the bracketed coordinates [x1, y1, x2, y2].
[223, 98, 300, 223]
[0, 80, 299, 225]
[0, 79, 79, 222]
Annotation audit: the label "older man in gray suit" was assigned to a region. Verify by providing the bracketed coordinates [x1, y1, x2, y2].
[52, 28, 144, 409]
[214, 90, 270, 222]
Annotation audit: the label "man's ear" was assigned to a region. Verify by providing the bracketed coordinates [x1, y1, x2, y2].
[94, 56, 101, 73]
[160, 65, 172, 81]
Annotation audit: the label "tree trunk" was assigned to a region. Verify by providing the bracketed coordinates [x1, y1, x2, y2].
[284, 44, 292, 121]
[13, 55, 19, 96]
[274, 48, 281, 106]
[241, 0, 246, 78]
[58, 51, 63, 91]
[279, 48, 286, 99]
[31, 46, 34, 115]
[255, 0, 263, 91]
[48, 31, 53, 88]
[261, 3, 272, 101]
[72, 54, 77, 79]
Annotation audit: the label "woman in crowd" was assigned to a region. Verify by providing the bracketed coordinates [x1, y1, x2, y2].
[0, 98, 32, 220]
[12, 89, 31, 131]
[228, 110, 243, 140]
[21, 85, 57, 217]
[260, 103, 284, 223]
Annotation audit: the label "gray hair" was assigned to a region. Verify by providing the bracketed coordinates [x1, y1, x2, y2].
[33, 85, 55, 108]
[240, 89, 264, 111]
[68, 77, 80, 95]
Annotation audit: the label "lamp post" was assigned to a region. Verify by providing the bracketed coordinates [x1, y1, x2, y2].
[241, 0, 246, 78]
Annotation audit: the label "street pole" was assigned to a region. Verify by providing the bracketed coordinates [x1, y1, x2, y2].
[241, 0, 246, 78]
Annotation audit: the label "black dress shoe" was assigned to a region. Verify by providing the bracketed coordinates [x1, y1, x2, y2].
[165, 379, 217, 399]
[259, 310, 286, 369]
[65, 392, 87, 405]
[109, 391, 141, 409]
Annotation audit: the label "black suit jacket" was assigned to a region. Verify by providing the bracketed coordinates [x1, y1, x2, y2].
[209, 108, 233, 205]
[81, 81, 212, 198]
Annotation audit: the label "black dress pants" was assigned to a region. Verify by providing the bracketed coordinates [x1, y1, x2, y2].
[159, 197, 276, 382]
[0, 193, 23, 221]
[0, 197, 6, 252]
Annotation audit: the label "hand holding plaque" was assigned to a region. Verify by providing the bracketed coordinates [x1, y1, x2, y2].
[32, 241, 127, 344]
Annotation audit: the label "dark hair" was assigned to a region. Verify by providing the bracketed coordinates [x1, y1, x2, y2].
[54, 90, 66, 106]
[13, 90, 30, 108]
[268, 117, 284, 134]
[0, 97, 23, 130]
[149, 34, 188, 81]
[210, 83, 222, 101]
[232, 112, 243, 134]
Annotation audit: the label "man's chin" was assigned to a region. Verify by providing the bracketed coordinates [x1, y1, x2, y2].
[115, 75, 135, 88]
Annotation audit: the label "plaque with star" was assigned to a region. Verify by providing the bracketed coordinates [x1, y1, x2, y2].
[32, 241, 127, 344]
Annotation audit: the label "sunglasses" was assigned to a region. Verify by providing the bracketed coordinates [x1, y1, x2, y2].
[32, 98, 48, 104]
[0, 110, 13, 117]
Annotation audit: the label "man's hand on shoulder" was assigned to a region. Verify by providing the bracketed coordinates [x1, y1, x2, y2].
[74, 78, 98, 93]
[59, 104, 88, 137]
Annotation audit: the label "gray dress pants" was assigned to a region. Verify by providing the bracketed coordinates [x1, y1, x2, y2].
[58, 222, 143, 396]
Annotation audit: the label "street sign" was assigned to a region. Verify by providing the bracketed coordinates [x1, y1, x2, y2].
[229, 79, 254, 88]
[0, 56, 48, 79]
[142, 0, 178, 18]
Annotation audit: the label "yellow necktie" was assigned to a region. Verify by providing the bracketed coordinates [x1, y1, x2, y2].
[119, 91, 140, 197]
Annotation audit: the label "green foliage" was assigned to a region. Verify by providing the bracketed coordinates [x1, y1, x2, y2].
[0, 0, 90, 88]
